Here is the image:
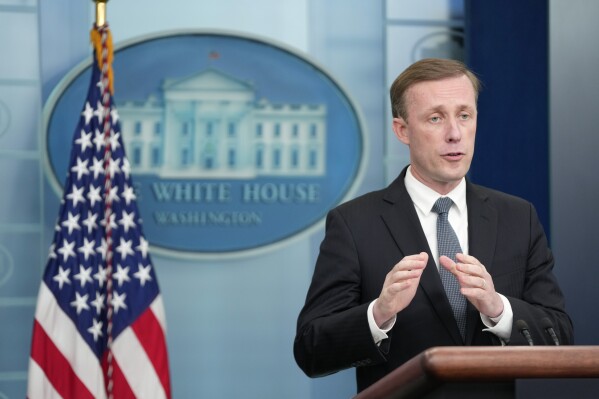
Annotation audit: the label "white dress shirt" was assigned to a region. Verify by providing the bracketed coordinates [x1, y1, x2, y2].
[368, 166, 513, 345]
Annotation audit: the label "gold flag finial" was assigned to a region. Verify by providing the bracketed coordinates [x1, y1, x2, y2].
[94, 0, 109, 28]
[90, 0, 114, 94]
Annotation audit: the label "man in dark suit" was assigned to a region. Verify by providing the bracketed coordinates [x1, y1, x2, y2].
[293, 58, 573, 392]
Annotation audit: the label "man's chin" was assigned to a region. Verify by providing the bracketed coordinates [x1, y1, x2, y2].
[445, 162, 471, 178]
[442, 164, 469, 176]
[436, 169, 469, 187]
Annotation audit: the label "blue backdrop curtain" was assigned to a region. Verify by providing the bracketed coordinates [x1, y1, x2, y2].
[465, 0, 550, 239]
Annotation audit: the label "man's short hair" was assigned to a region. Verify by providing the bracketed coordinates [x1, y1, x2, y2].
[390, 58, 481, 119]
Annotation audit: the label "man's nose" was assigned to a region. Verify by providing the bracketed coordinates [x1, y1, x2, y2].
[446, 118, 462, 142]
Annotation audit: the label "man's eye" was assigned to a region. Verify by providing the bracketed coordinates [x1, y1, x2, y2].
[430, 116, 441, 123]
[459, 114, 470, 120]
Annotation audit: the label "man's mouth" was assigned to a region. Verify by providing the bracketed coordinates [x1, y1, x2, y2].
[442, 152, 465, 160]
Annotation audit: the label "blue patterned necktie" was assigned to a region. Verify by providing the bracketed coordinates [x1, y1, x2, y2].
[432, 197, 467, 339]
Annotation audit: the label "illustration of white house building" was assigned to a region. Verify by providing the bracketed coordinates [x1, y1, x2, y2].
[118, 68, 327, 179]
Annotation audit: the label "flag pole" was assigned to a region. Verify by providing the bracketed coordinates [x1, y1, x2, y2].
[94, 0, 108, 28]
[93, 1, 116, 397]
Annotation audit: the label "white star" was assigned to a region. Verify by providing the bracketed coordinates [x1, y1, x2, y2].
[93, 129, 105, 152]
[100, 212, 117, 231]
[107, 186, 120, 204]
[96, 238, 108, 260]
[116, 238, 134, 260]
[81, 102, 94, 125]
[96, 78, 106, 94]
[94, 101, 106, 124]
[47, 243, 57, 260]
[61, 212, 81, 235]
[121, 157, 131, 179]
[70, 292, 90, 315]
[88, 318, 103, 342]
[78, 238, 96, 261]
[74, 265, 93, 288]
[57, 239, 76, 262]
[113, 264, 131, 287]
[111, 291, 128, 314]
[111, 108, 119, 124]
[82, 211, 98, 234]
[52, 266, 71, 289]
[119, 210, 136, 233]
[121, 184, 136, 205]
[94, 265, 107, 288]
[136, 236, 149, 259]
[107, 157, 121, 178]
[109, 130, 121, 151]
[134, 263, 152, 287]
[75, 129, 93, 152]
[87, 185, 102, 207]
[70, 157, 90, 180]
[89, 158, 105, 180]
[91, 291, 105, 314]
[66, 185, 86, 207]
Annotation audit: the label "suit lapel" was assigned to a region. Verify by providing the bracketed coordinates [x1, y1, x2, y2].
[380, 170, 465, 345]
[464, 182, 498, 343]
[466, 182, 498, 281]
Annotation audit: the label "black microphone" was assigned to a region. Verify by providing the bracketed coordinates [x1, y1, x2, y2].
[541, 317, 560, 346]
[516, 319, 534, 346]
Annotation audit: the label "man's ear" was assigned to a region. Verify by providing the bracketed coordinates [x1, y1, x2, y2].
[392, 117, 410, 145]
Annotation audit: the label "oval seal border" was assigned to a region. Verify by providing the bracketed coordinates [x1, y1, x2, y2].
[43, 29, 369, 260]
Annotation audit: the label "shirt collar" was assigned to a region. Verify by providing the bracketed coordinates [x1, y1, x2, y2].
[404, 166, 467, 216]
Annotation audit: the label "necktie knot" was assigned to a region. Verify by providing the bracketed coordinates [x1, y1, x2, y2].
[433, 197, 453, 215]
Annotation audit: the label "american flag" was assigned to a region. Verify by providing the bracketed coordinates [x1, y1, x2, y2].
[27, 25, 171, 398]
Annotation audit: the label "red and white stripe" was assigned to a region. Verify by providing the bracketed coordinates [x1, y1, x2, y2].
[27, 283, 171, 399]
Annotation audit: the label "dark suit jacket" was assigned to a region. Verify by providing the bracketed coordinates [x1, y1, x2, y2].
[294, 168, 573, 392]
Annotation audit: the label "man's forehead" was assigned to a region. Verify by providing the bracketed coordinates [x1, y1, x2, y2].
[406, 76, 477, 107]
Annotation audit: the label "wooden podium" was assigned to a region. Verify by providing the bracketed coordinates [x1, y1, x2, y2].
[353, 346, 599, 399]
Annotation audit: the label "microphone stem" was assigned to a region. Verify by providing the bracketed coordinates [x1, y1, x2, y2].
[547, 328, 560, 346]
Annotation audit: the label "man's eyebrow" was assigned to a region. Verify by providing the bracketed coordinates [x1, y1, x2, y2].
[420, 104, 476, 115]
[422, 105, 445, 114]
[432, 105, 475, 112]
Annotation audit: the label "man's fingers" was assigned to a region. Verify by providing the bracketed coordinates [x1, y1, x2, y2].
[390, 268, 423, 283]
[392, 252, 428, 272]
[461, 274, 488, 288]
[439, 255, 458, 274]
[456, 263, 484, 277]
[403, 251, 429, 262]
[456, 252, 483, 268]
[387, 277, 419, 294]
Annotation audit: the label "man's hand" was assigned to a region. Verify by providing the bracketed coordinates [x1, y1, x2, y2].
[373, 252, 428, 327]
[440, 253, 503, 318]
